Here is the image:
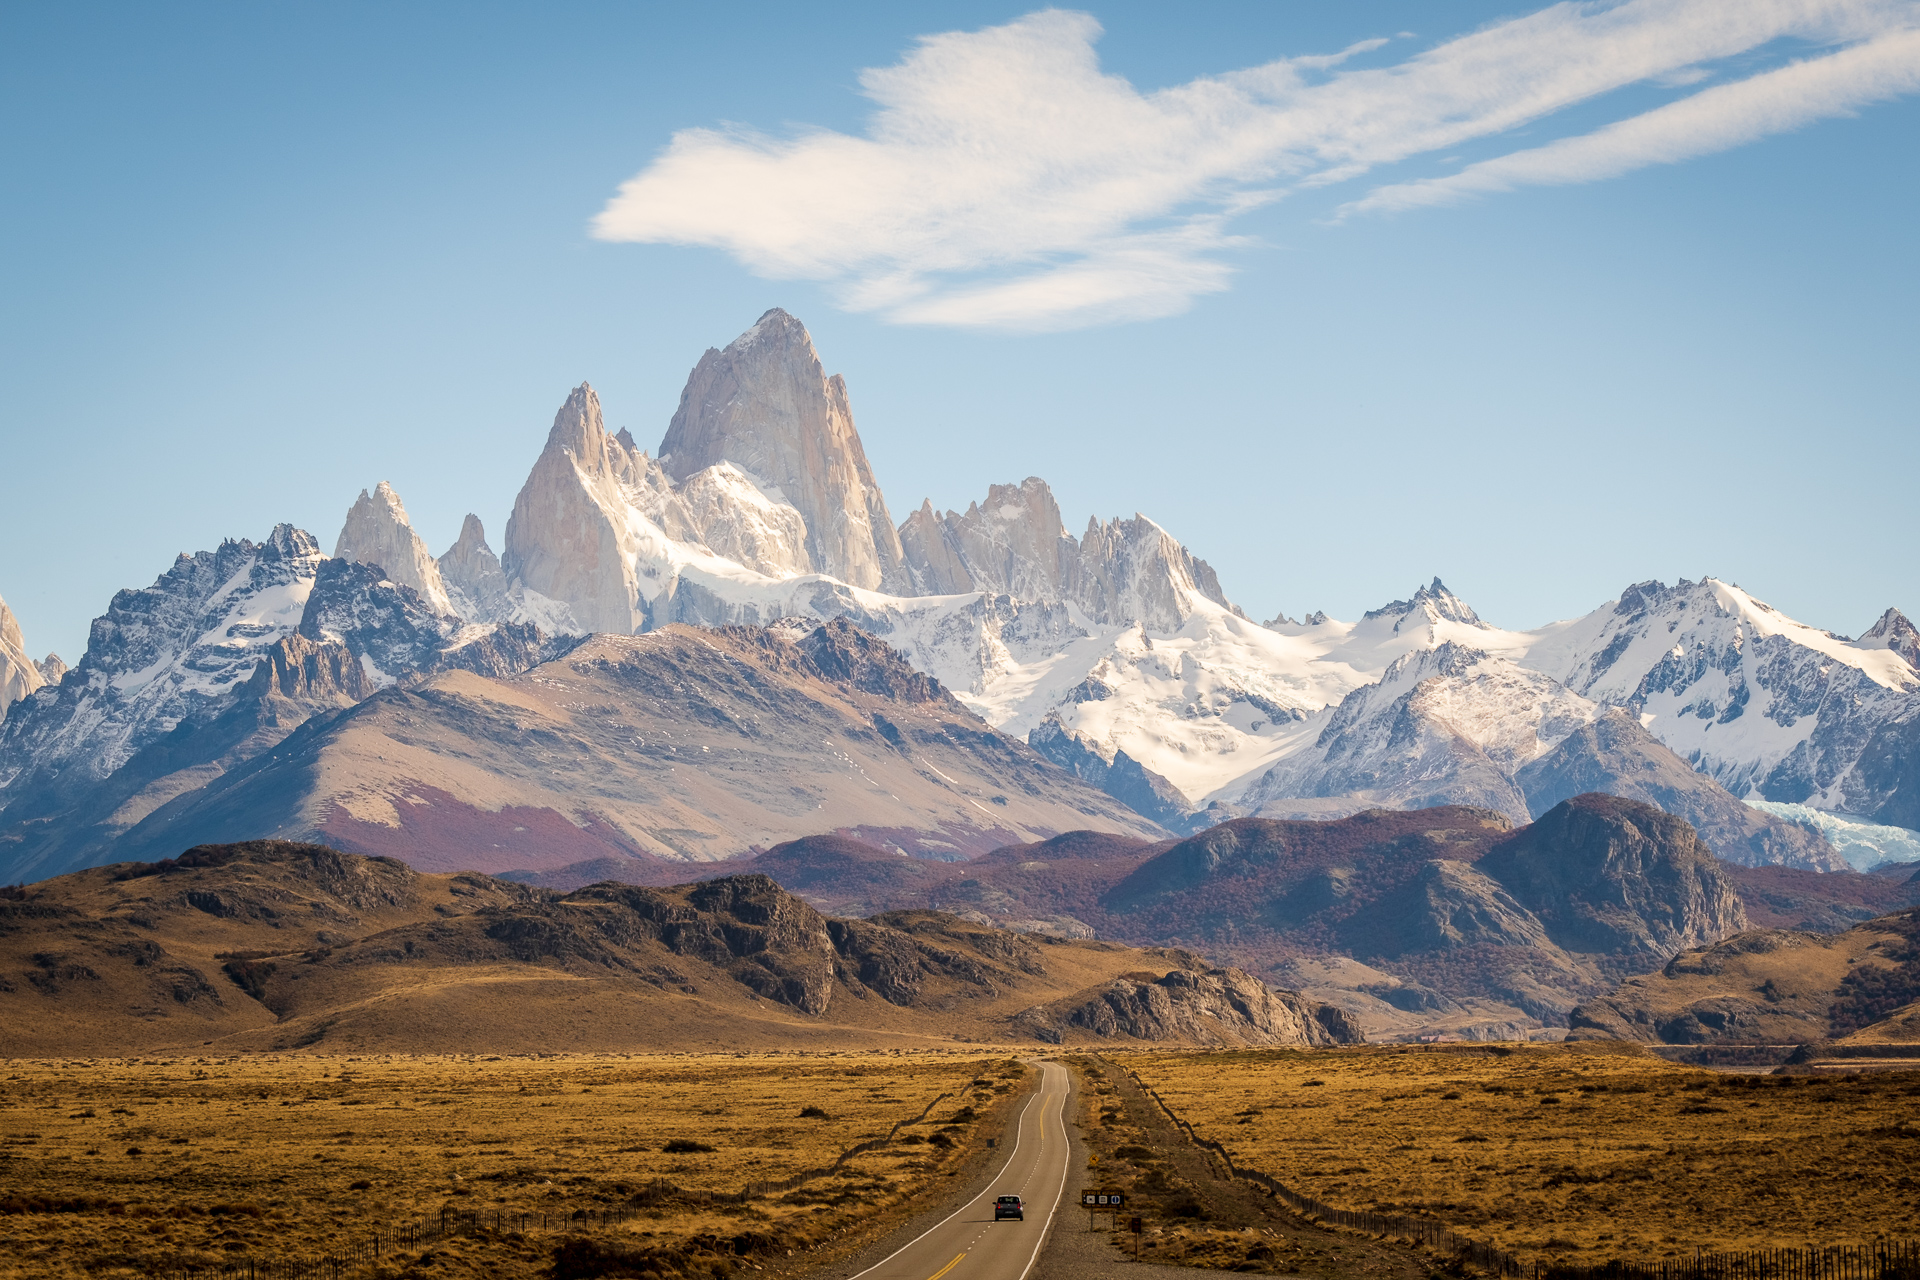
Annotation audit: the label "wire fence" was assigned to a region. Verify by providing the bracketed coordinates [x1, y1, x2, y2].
[1542, 1242, 1920, 1280]
[144, 1090, 957, 1279]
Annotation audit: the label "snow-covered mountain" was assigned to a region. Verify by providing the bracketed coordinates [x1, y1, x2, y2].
[1518, 579, 1920, 817]
[406, 311, 1920, 854]
[5, 305, 1915, 886]
[0, 525, 326, 798]
[1239, 643, 1600, 821]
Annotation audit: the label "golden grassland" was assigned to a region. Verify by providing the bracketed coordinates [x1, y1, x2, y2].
[1123, 1045, 1920, 1268]
[0, 1050, 1026, 1279]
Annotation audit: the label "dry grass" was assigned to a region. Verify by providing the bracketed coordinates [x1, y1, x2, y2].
[0, 1050, 1026, 1279]
[1125, 1045, 1920, 1268]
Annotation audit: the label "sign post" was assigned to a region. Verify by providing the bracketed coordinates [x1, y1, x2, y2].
[1130, 1216, 1143, 1261]
[1079, 1190, 1125, 1231]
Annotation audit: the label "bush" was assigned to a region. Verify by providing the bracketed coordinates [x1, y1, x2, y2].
[663, 1139, 716, 1154]
[799, 1106, 829, 1119]
[551, 1239, 653, 1279]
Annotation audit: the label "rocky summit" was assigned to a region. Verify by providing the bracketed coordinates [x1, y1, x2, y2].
[659, 308, 907, 592]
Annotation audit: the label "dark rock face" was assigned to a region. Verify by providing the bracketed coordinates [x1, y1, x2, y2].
[1479, 794, 1748, 958]
[787, 618, 945, 703]
[1028, 717, 1198, 833]
[1846, 707, 1920, 832]
[1515, 711, 1844, 870]
[298, 558, 463, 680]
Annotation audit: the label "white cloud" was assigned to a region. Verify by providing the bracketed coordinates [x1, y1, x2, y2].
[593, 0, 1920, 331]
[1343, 27, 1920, 217]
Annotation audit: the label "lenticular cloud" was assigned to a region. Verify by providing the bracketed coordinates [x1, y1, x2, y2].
[592, 0, 1920, 332]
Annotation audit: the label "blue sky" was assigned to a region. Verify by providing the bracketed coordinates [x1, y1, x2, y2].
[3, 1, 1917, 663]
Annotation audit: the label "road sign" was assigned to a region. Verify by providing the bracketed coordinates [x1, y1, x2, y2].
[1080, 1190, 1125, 1208]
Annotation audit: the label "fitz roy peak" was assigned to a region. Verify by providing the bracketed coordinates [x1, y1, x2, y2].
[659, 308, 908, 592]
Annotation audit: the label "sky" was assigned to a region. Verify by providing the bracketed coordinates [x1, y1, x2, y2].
[2, 1, 1917, 665]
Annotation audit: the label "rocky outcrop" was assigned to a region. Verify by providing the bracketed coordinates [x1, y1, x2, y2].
[34, 653, 65, 685]
[1567, 908, 1920, 1046]
[1362, 578, 1487, 630]
[1370, 858, 1553, 955]
[1516, 710, 1844, 870]
[299, 558, 466, 682]
[658, 309, 906, 592]
[1018, 964, 1365, 1046]
[333, 481, 453, 615]
[1479, 793, 1748, 958]
[437, 514, 512, 623]
[0, 593, 42, 722]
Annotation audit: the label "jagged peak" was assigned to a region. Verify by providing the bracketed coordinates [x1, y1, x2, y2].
[266, 523, 323, 563]
[1858, 605, 1920, 668]
[1362, 577, 1484, 628]
[543, 382, 606, 460]
[1378, 639, 1496, 683]
[446, 512, 490, 556]
[335, 482, 412, 556]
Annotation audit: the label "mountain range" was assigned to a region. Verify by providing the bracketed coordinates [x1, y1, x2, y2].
[6, 308, 1918, 891]
[547, 793, 1759, 1042]
[0, 838, 1361, 1055]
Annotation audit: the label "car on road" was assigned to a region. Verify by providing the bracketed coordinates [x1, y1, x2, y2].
[993, 1195, 1024, 1221]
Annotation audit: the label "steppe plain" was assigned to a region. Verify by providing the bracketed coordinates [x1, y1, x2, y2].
[0, 1051, 1022, 1279]
[1119, 1045, 1920, 1267]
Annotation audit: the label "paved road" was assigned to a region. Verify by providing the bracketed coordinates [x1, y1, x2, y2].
[848, 1059, 1072, 1280]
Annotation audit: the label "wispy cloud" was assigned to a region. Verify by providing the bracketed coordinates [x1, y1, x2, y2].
[593, 1, 1920, 331]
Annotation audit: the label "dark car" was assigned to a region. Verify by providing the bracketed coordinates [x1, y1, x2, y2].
[994, 1195, 1024, 1221]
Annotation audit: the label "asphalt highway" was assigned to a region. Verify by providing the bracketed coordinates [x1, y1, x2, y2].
[846, 1059, 1073, 1280]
